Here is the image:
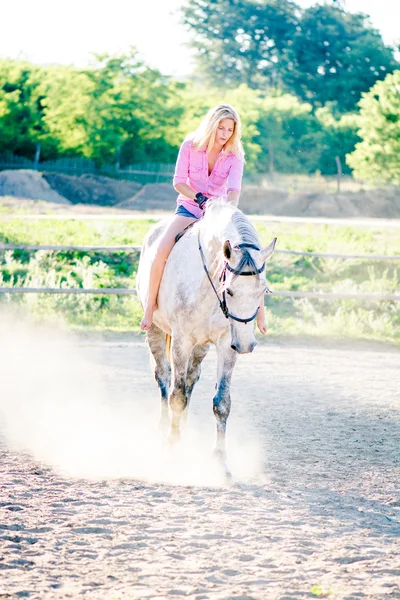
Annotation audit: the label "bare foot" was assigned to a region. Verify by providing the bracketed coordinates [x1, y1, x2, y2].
[257, 312, 268, 335]
[140, 305, 156, 331]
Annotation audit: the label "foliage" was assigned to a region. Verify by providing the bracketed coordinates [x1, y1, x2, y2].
[287, 3, 397, 112]
[310, 584, 333, 597]
[81, 50, 184, 166]
[255, 93, 324, 174]
[346, 70, 400, 184]
[0, 59, 50, 157]
[0, 43, 394, 177]
[182, 0, 298, 89]
[176, 85, 359, 174]
[34, 65, 95, 158]
[0, 50, 183, 167]
[316, 107, 360, 175]
[182, 0, 399, 112]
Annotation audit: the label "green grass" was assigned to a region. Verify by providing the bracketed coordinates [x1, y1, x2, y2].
[0, 217, 155, 247]
[0, 212, 399, 345]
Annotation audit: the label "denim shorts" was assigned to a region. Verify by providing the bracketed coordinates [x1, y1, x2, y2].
[175, 204, 198, 219]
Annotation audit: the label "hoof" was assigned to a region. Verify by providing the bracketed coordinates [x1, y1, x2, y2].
[213, 449, 232, 483]
[223, 464, 233, 484]
[167, 428, 180, 446]
[158, 414, 169, 436]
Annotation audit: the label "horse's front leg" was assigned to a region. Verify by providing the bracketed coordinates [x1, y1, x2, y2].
[168, 337, 193, 444]
[213, 339, 237, 466]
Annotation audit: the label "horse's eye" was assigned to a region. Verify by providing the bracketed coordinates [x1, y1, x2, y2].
[227, 288, 233, 297]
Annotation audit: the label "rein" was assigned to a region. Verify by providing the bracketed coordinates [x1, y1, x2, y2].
[198, 231, 265, 324]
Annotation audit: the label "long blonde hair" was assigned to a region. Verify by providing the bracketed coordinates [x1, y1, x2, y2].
[191, 104, 244, 159]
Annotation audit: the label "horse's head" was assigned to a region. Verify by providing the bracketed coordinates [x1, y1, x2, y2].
[222, 237, 277, 354]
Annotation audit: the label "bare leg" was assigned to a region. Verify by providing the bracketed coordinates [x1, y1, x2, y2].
[257, 298, 267, 334]
[140, 215, 196, 331]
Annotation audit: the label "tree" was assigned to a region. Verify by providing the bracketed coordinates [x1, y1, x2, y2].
[316, 107, 360, 175]
[182, 0, 399, 112]
[254, 94, 324, 174]
[346, 70, 400, 184]
[0, 60, 48, 157]
[176, 83, 354, 175]
[287, 3, 398, 112]
[0, 51, 186, 166]
[32, 65, 94, 158]
[82, 50, 184, 165]
[182, 0, 298, 89]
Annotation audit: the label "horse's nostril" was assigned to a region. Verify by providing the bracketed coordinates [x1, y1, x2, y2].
[231, 343, 237, 352]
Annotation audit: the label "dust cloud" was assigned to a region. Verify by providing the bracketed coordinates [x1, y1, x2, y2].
[0, 310, 262, 486]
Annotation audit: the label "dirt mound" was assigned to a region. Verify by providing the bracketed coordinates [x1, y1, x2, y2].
[1, 169, 399, 218]
[117, 183, 177, 210]
[0, 170, 70, 204]
[240, 185, 400, 217]
[118, 183, 400, 218]
[42, 173, 142, 206]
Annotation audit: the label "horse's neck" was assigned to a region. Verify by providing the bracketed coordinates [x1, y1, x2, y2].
[200, 218, 239, 276]
[201, 218, 238, 250]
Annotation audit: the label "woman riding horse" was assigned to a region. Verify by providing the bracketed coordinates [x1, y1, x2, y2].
[140, 104, 267, 335]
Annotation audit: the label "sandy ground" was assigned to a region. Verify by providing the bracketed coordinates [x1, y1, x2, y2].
[1, 335, 400, 600]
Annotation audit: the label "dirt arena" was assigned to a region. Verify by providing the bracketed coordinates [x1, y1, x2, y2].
[1, 332, 400, 599]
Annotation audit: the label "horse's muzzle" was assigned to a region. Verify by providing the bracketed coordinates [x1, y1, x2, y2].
[231, 340, 257, 354]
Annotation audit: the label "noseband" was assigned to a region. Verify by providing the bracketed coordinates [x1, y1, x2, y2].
[198, 232, 265, 324]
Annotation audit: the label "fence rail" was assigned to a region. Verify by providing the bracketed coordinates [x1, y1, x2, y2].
[0, 244, 398, 300]
[0, 287, 398, 301]
[0, 243, 399, 261]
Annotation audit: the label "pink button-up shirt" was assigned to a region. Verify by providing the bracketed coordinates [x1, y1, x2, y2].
[173, 138, 244, 218]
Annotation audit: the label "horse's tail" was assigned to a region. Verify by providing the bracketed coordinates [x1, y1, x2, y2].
[166, 333, 172, 364]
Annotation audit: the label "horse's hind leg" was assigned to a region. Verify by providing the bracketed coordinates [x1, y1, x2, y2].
[213, 340, 237, 467]
[168, 337, 193, 444]
[147, 324, 171, 433]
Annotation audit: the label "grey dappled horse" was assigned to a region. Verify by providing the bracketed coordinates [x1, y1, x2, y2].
[137, 201, 276, 470]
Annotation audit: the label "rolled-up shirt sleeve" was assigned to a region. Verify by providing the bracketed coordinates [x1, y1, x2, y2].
[173, 140, 190, 186]
[227, 155, 244, 194]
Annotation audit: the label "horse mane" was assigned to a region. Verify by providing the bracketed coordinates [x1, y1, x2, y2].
[200, 200, 263, 289]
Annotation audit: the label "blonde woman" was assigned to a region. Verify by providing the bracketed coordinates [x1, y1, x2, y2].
[140, 104, 267, 334]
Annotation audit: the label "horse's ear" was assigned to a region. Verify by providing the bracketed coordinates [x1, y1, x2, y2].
[261, 237, 277, 261]
[223, 240, 232, 260]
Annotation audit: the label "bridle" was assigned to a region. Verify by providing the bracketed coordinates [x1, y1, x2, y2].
[198, 231, 266, 324]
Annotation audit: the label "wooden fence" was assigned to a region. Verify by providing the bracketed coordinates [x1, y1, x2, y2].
[0, 243, 398, 302]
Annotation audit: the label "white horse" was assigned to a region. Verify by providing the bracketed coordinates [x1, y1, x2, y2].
[137, 200, 276, 469]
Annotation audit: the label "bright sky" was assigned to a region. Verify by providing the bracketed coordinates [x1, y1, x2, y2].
[2, 0, 399, 77]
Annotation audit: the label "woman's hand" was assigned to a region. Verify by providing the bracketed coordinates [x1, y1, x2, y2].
[227, 190, 239, 206]
[194, 192, 209, 209]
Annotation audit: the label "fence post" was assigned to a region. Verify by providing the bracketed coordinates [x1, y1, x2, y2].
[33, 143, 41, 170]
[269, 143, 274, 182]
[335, 155, 342, 194]
[115, 145, 121, 173]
